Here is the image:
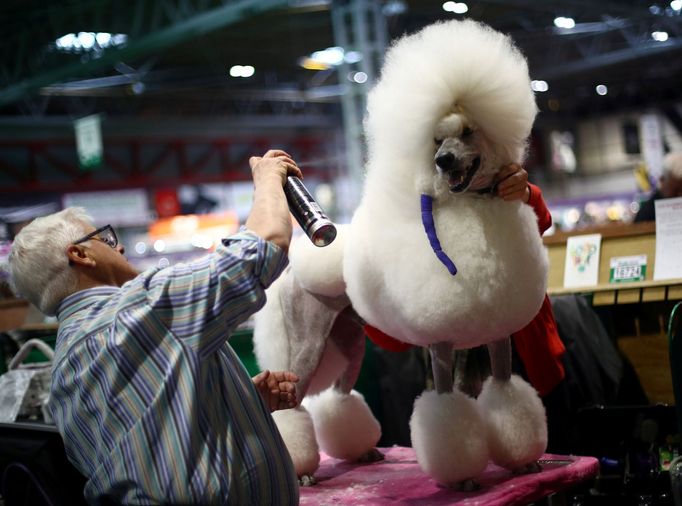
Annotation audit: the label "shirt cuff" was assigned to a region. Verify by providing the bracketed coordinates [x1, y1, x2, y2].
[222, 228, 288, 288]
[527, 182, 540, 207]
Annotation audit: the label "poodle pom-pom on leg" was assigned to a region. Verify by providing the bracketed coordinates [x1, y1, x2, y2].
[477, 374, 547, 471]
[305, 388, 382, 462]
[272, 406, 320, 484]
[410, 390, 489, 486]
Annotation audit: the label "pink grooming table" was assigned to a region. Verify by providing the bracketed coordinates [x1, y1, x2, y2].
[299, 447, 599, 506]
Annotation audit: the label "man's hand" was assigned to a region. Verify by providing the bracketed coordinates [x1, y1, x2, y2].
[249, 149, 303, 188]
[244, 149, 303, 252]
[252, 370, 300, 412]
[495, 163, 530, 203]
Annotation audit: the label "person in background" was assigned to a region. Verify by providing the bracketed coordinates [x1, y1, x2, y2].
[8, 150, 303, 505]
[634, 152, 682, 222]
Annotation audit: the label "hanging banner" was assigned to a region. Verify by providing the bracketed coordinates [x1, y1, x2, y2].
[639, 114, 664, 182]
[654, 197, 682, 281]
[74, 114, 103, 170]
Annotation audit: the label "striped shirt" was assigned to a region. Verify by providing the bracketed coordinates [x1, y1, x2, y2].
[51, 231, 299, 505]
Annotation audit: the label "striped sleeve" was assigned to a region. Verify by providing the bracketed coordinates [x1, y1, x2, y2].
[143, 231, 288, 357]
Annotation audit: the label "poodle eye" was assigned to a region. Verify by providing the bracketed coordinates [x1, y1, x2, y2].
[462, 127, 473, 137]
[434, 138, 443, 146]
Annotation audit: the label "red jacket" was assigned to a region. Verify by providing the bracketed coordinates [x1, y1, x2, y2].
[364, 183, 566, 396]
[512, 183, 565, 396]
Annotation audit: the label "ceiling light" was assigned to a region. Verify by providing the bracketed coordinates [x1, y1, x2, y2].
[596, 84, 608, 96]
[671, 0, 682, 10]
[531, 80, 549, 92]
[53, 32, 127, 53]
[301, 46, 358, 70]
[79, 32, 95, 49]
[349, 71, 368, 83]
[553, 17, 576, 29]
[229, 65, 255, 78]
[344, 51, 363, 64]
[442, 1, 468, 14]
[299, 57, 329, 70]
[311, 47, 345, 66]
[382, 0, 407, 16]
[95, 33, 111, 46]
[652, 31, 669, 41]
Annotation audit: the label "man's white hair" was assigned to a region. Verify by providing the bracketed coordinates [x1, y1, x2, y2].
[664, 152, 682, 180]
[9, 207, 93, 316]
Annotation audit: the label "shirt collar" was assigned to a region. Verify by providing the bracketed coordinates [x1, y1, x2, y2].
[55, 286, 120, 322]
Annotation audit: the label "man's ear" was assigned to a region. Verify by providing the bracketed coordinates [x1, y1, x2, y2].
[66, 244, 96, 268]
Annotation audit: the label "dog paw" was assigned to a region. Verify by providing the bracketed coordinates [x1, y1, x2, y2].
[356, 448, 384, 463]
[299, 474, 317, 486]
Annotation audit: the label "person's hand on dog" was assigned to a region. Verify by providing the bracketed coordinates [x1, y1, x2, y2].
[495, 163, 530, 203]
[252, 370, 300, 412]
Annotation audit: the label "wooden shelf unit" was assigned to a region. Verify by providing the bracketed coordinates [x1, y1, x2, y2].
[544, 221, 682, 305]
[543, 222, 681, 404]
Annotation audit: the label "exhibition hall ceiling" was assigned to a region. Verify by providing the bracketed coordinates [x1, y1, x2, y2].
[1, 0, 682, 122]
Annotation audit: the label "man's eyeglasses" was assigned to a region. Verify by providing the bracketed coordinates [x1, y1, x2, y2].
[73, 224, 118, 249]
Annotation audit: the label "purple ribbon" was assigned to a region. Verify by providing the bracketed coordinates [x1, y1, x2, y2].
[421, 194, 457, 276]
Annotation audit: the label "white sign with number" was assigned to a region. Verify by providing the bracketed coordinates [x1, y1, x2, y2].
[609, 255, 647, 283]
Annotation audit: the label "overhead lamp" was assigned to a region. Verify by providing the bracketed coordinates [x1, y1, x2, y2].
[348, 71, 368, 83]
[382, 0, 408, 16]
[311, 47, 345, 66]
[229, 65, 255, 78]
[344, 51, 363, 64]
[553, 17, 576, 29]
[54, 32, 128, 53]
[596, 84, 608, 96]
[299, 57, 330, 70]
[299, 47, 363, 70]
[672, 0, 682, 10]
[652, 31, 669, 41]
[531, 80, 549, 92]
[442, 1, 468, 14]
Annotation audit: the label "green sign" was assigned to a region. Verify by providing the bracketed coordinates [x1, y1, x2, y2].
[74, 114, 103, 170]
[609, 255, 647, 283]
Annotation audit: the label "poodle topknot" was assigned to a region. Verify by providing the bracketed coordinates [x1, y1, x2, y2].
[363, 19, 538, 199]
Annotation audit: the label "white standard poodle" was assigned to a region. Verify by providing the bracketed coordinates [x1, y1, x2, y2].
[253, 19, 549, 488]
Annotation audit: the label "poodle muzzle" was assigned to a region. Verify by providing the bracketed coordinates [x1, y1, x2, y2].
[435, 153, 481, 193]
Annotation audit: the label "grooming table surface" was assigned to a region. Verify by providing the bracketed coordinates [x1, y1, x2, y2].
[299, 447, 599, 506]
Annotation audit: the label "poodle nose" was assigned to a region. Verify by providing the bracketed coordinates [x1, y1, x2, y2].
[436, 153, 457, 171]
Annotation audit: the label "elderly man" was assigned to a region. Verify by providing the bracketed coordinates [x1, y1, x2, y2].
[634, 152, 682, 222]
[8, 150, 302, 505]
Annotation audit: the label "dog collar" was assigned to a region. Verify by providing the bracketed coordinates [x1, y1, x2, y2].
[476, 181, 499, 195]
[420, 194, 457, 276]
